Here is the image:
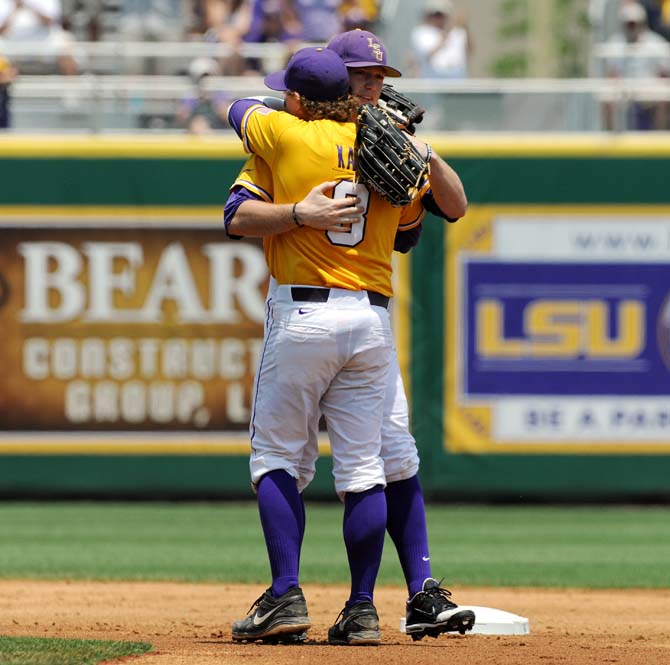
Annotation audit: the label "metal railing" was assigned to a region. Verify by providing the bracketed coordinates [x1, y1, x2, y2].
[3, 41, 670, 132]
[0, 39, 298, 76]
[5, 75, 670, 133]
[1, 40, 285, 59]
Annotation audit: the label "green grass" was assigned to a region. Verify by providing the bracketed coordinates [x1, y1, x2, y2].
[0, 502, 668, 588]
[0, 636, 151, 665]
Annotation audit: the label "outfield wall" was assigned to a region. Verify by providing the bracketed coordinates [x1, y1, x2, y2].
[1, 134, 669, 499]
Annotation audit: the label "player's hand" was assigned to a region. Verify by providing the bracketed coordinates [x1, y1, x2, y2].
[295, 181, 365, 232]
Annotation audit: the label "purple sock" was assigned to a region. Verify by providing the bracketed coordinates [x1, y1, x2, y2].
[343, 485, 387, 606]
[257, 470, 304, 598]
[385, 476, 432, 597]
[298, 492, 306, 567]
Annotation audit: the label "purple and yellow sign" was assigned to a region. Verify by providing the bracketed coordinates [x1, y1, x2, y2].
[446, 206, 670, 453]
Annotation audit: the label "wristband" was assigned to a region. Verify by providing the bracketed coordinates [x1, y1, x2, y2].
[292, 202, 304, 227]
[424, 144, 432, 162]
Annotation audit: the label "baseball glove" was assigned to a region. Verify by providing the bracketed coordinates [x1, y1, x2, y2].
[378, 84, 426, 135]
[355, 103, 429, 208]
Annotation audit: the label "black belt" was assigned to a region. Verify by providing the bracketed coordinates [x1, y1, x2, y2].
[291, 287, 389, 309]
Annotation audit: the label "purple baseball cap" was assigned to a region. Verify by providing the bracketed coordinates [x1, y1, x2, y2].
[264, 46, 351, 101]
[327, 29, 402, 78]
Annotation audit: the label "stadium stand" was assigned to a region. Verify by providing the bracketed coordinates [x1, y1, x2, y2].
[1, 0, 669, 132]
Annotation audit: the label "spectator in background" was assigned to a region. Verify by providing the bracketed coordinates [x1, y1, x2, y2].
[196, 0, 251, 44]
[174, 56, 230, 133]
[243, 0, 301, 73]
[603, 1, 670, 129]
[117, 0, 188, 72]
[0, 55, 16, 128]
[640, 0, 670, 41]
[409, 0, 470, 79]
[245, 0, 299, 42]
[339, 0, 380, 32]
[192, 0, 253, 75]
[118, 0, 186, 41]
[246, 0, 344, 45]
[0, 0, 81, 74]
[286, 0, 341, 42]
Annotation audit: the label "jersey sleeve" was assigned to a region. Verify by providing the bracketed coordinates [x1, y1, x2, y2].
[230, 154, 274, 203]
[393, 223, 422, 253]
[224, 188, 256, 240]
[397, 194, 426, 231]
[224, 155, 275, 239]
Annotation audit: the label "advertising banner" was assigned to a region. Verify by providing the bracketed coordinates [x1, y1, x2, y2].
[445, 206, 670, 454]
[0, 219, 268, 453]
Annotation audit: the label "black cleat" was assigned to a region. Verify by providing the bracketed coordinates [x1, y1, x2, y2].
[405, 578, 475, 640]
[263, 631, 308, 645]
[232, 587, 311, 642]
[327, 601, 381, 646]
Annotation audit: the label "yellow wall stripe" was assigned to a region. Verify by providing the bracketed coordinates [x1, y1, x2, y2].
[3, 134, 670, 159]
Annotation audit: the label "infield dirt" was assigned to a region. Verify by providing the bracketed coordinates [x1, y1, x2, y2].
[1, 581, 668, 665]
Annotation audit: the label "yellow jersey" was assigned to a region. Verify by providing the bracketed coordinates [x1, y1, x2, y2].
[237, 103, 425, 296]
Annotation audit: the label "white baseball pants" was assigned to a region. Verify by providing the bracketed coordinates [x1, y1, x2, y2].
[250, 285, 393, 495]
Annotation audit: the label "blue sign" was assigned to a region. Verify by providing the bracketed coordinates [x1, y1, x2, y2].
[463, 261, 670, 396]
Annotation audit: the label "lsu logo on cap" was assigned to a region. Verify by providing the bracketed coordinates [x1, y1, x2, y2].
[367, 38, 384, 62]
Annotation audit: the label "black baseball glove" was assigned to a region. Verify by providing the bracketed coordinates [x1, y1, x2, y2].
[355, 104, 429, 208]
[378, 84, 426, 135]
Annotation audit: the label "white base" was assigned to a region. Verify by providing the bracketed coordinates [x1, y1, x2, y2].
[400, 606, 530, 636]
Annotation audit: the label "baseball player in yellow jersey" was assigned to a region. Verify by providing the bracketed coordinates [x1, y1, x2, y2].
[228, 46, 403, 646]
[231, 104, 424, 295]
[227, 153, 422, 491]
[226, 30, 475, 645]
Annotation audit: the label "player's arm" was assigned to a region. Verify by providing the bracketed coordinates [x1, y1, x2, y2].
[406, 134, 467, 222]
[25, 1, 58, 27]
[226, 181, 366, 237]
[228, 184, 415, 248]
[226, 98, 367, 235]
[394, 224, 422, 253]
[227, 96, 285, 144]
[424, 150, 467, 221]
[224, 154, 274, 239]
[0, 2, 20, 34]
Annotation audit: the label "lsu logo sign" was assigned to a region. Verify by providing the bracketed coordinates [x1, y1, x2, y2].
[446, 212, 670, 450]
[477, 299, 644, 358]
[464, 261, 666, 396]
